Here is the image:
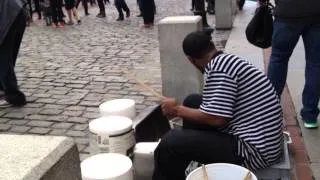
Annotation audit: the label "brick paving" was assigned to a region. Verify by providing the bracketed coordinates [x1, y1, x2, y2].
[0, 0, 230, 160]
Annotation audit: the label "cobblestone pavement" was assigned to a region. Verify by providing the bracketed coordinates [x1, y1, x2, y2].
[0, 0, 230, 160]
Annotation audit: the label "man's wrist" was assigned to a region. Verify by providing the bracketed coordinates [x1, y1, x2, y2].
[175, 105, 184, 117]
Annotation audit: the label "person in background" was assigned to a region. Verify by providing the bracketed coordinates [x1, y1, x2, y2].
[40, 0, 52, 25]
[153, 31, 284, 179]
[136, 0, 142, 17]
[65, 0, 81, 25]
[114, 0, 130, 21]
[76, 0, 90, 16]
[190, 0, 195, 11]
[96, 0, 106, 18]
[267, 0, 320, 129]
[34, 0, 42, 19]
[140, 0, 156, 28]
[50, 0, 65, 27]
[0, 0, 28, 107]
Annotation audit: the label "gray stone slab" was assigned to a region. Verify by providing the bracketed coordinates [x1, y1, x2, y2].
[0, 135, 79, 180]
[311, 163, 320, 180]
[158, 16, 204, 103]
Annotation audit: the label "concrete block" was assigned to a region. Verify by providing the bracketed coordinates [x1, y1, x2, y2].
[158, 16, 204, 103]
[0, 135, 81, 180]
[215, 0, 235, 29]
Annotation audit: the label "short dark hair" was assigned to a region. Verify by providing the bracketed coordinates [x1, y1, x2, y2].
[182, 31, 215, 59]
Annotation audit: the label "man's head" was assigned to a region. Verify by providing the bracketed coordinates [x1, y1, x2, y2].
[182, 31, 216, 73]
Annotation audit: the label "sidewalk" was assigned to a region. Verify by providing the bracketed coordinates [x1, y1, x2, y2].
[224, 1, 318, 179]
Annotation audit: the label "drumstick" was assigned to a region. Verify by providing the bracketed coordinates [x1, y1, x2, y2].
[122, 71, 164, 99]
[243, 171, 252, 180]
[133, 77, 164, 99]
[202, 164, 209, 180]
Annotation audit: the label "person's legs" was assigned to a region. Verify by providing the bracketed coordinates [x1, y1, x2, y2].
[96, 0, 106, 17]
[300, 23, 320, 125]
[115, 0, 124, 20]
[0, 11, 27, 106]
[120, 0, 130, 18]
[34, 0, 42, 19]
[27, 0, 33, 19]
[267, 21, 303, 97]
[56, 0, 65, 24]
[50, 0, 59, 25]
[83, 0, 89, 15]
[153, 129, 241, 180]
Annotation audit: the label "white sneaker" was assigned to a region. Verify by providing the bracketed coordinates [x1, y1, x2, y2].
[0, 99, 11, 108]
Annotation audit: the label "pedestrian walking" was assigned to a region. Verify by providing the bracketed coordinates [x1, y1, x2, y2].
[0, 0, 28, 107]
[50, 0, 65, 27]
[65, 0, 81, 25]
[40, 0, 52, 25]
[267, 0, 320, 128]
[76, 0, 90, 16]
[96, 0, 106, 18]
[34, 0, 42, 19]
[137, 0, 142, 16]
[140, 0, 156, 28]
[114, 0, 130, 21]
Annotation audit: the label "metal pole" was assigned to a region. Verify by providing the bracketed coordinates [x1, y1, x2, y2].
[193, 0, 214, 34]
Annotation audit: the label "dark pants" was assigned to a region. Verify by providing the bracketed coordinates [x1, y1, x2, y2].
[0, 11, 26, 99]
[76, 0, 89, 14]
[50, 0, 64, 24]
[97, 0, 105, 14]
[27, 0, 33, 18]
[137, 0, 142, 13]
[115, 0, 130, 18]
[153, 94, 242, 180]
[34, 0, 42, 18]
[141, 0, 155, 24]
[268, 21, 320, 123]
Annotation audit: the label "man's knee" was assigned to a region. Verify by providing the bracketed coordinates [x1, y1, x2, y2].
[183, 94, 202, 109]
[155, 129, 182, 153]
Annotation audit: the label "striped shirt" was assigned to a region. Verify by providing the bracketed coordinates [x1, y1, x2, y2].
[200, 53, 283, 170]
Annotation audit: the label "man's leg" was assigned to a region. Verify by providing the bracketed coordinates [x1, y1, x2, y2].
[267, 21, 302, 97]
[83, 0, 89, 15]
[114, 0, 124, 20]
[300, 23, 320, 124]
[34, 0, 42, 19]
[97, 0, 105, 16]
[0, 11, 27, 106]
[120, 0, 130, 17]
[153, 129, 240, 180]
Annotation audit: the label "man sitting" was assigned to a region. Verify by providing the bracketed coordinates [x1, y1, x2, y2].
[153, 31, 284, 180]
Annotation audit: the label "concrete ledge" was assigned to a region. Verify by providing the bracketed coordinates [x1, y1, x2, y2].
[0, 135, 81, 180]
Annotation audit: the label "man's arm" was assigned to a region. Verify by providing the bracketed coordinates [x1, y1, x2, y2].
[161, 97, 229, 128]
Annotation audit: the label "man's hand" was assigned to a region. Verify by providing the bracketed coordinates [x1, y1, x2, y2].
[161, 97, 180, 118]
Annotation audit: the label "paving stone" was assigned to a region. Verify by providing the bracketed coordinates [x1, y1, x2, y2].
[79, 101, 101, 107]
[36, 98, 57, 104]
[65, 106, 86, 111]
[32, 93, 52, 98]
[10, 126, 31, 133]
[47, 115, 69, 122]
[4, 112, 27, 119]
[7, 120, 28, 125]
[73, 124, 88, 131]
[0, 118, 10, 123]
[82, 112, 100, 119]
[52, 122, 74, 129]
[39, 109, 63, 115]
[77, 144, 86, 152]
[49, 129, 67, 136]
[43, 104, 67, 109]
[62, 110, 83, 117]
[67, 117, 88, 123]
[27, 120, 54, 127]
[0, 124, 12, 131]
[56, 99, 80, 105]
[80, 153, 91, 161]
[23, 103, 44, 108]
[25, 114, 49, 121]
[29, 127, 51, 135]
[66, 130, 87, 137]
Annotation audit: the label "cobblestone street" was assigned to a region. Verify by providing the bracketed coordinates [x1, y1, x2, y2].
[0, 0, 230, 160]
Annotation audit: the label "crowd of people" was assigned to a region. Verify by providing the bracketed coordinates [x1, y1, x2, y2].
[25, 0, 156, 28]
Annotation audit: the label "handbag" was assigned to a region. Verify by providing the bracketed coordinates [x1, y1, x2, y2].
[245, 1, 274, 48]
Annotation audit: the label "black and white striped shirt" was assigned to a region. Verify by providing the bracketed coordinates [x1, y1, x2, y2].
[200, 53, 283, 170]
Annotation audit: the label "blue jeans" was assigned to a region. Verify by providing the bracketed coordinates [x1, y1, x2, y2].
[268, 20, 320, 123]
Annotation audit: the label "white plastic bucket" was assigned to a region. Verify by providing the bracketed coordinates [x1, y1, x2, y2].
[81, 153, 133, 180]
[89, 116, 136, 157]
[99, 99, 136, 119]
[186, 163, 257, 180]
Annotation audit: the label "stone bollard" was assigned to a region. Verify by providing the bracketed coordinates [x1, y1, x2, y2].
[158, 16, 204, 103]
[0, 135, 81, 180]
[215, 0, 237, 29]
